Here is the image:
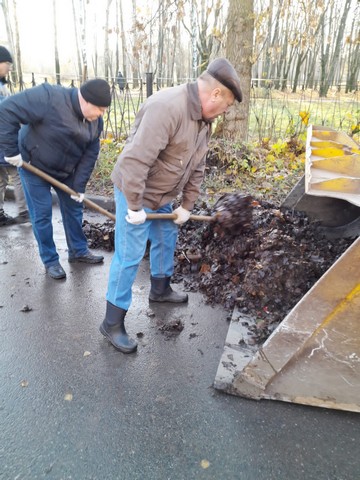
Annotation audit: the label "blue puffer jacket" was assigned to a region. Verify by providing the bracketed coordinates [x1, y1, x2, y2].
[0, 83, 103, 193]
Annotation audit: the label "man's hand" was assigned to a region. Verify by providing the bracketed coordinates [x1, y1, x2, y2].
[126, 209, 147, 225]
[173, 206, 191, 225]
[4, 154, 23, 167]
[71, 193, 85, 203]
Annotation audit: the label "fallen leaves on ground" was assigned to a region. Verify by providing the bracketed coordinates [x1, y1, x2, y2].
[83, 198, 354, 345]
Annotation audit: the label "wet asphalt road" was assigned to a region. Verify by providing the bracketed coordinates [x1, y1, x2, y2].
[0, 200, 360, 480]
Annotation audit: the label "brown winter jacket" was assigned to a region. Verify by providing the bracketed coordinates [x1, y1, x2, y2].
[111, 81, 211, 211]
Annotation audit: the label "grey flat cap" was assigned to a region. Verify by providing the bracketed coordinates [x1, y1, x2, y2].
[206, 58, 242, 102]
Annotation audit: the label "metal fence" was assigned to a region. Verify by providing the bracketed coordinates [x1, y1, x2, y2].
[8, 73, 360, 142]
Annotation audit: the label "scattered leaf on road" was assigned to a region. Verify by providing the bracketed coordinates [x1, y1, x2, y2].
[20, 305, 32, 312]
[200, 459, 210, 469]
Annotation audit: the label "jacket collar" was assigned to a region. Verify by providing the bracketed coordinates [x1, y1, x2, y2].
[187, 82, 203, 122]
[71, 88, 84, 120]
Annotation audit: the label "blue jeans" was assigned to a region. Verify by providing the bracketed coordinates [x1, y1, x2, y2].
[106, 188, 178, 310]
[19, 167, 89, 267]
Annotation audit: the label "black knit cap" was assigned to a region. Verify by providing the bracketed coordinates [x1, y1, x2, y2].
[80, 79, 111, 107]
[0, 46, 13, 63]
[206, 58, 242, 102]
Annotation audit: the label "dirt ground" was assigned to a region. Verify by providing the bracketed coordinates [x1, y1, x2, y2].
[83, 196, 354, 345]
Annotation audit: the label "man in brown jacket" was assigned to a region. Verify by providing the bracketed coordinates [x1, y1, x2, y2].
[100, 58, 242, 353]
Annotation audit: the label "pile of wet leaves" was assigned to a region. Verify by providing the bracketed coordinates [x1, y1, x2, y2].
[173, 199, 354, 343]
[83, 198, 354, 344]
[83, 219, 115, 251]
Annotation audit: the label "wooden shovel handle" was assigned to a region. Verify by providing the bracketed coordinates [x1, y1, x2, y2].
[21, 162, 214, 223]
[21, 161, 116, 221]
[145, 213, 214, 222]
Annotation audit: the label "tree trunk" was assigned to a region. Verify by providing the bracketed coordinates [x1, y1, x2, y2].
[10, 0, 22, 87]
[321, 0, 352, 96]
[274, 3, 290, 90]
[190, 0, 198, 77]
[114, 0, 120, 76]
[104, 0, 113, 81]
[52, 0, 61, 84]
[167, 24, 177, 87]
[346, 18, 360, 93]
[71, 0, 84, 83]
[119, 0, 127, 80]
[78, 0, 88, 80]
[131, 0, 140, 88]
[156, 0, 165, 88]
[222, 0, 254, 142]
[0, 0, 18, 85]
[291, 50, 308, 93]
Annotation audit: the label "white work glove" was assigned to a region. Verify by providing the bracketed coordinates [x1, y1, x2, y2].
[71, 193, 85, 203]
[173, 206, 191, 225]
[126, 208, 147, 225]
[4, 153, 23, 167]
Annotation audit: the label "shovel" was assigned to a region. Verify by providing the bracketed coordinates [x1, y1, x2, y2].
[20, 162, 215, 223]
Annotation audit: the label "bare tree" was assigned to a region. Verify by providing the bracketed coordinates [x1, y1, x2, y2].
[119, 0, 127, 80]
[346, 12, 360, 92]
[0, 0, 23, 86]
[156, 0, 166, 88]
[104, 0, 113, 81]
[71, 0, 84, 83]
[79, 0, 88, 80]
[52, 0, 61, 84]
[130, 0, 141, 88]
[0, 0, 15, 84]
[182, 0, 225, 76]
[319, 0, 352, 96]
[221, 0, 254, 142]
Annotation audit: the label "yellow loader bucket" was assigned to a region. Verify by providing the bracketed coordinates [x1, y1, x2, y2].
[214, 238, 360, 413]
[305, 125, 360, 207]
[281, 125, 360, 237]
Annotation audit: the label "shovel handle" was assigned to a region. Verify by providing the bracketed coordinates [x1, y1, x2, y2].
[146, 212, 214, 222]
[20, 161, 117, 221]
[20, 162, 214, 223]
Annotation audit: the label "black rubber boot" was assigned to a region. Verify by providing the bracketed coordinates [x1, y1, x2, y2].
[99, 302, 138, 353]
[149, 276, 188, 303]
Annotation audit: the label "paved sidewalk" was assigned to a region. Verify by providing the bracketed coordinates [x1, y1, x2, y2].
[0, 199, 359, 480]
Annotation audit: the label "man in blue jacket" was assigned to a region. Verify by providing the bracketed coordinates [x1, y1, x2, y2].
[0, 78, 111, 279]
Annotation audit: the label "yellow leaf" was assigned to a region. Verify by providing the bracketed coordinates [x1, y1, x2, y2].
[83, 351, 91, 357]
[64, 393, 73, 401]
[20, 380, 29, 387]
[299, 111, 310, 125]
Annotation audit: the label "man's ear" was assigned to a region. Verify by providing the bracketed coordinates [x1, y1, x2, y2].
[211, 87, 222, 101]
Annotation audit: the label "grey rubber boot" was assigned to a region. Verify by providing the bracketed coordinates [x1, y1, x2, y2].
[149, 276, 188, 303]
[99, 301, 138, 353]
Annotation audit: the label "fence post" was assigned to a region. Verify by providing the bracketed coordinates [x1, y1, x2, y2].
[146, 72, 153, 97]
